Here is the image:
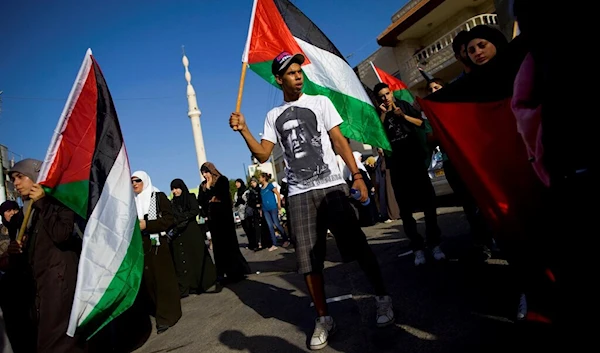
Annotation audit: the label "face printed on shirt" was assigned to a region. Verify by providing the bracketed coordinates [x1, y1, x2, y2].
[276, 106, 330, 184]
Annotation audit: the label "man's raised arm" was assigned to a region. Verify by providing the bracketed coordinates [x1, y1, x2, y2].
[230, 112, 275, 163]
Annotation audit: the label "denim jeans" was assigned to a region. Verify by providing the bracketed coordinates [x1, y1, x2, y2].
[263, 209, 287, 246]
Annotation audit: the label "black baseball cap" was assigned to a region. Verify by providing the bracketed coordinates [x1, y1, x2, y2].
[271, 51, 305, 75]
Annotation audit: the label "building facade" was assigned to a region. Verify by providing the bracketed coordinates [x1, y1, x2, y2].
[357, 0, 498, 96]
[247, 158, 277, 182]
[0, 144, 21, 206]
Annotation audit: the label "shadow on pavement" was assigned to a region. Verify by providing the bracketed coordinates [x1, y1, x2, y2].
[220, 330, 307, 353]
[227, 208, 553, 352]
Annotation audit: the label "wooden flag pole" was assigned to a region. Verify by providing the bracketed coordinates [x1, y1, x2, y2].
[235, 62, 249, 113]
[16, 201, 34, 244]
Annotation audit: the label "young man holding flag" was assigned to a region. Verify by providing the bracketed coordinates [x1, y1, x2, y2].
[374, 82, 445, 266]
[230, 52, 394, 350]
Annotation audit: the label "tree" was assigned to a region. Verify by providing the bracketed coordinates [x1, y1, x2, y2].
[229, 179, 238, 204]
[247, 168, 263, 184]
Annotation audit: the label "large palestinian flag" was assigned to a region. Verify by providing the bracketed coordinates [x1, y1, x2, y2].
[242, 0, 391, 151]
[37, 49, 143, 337]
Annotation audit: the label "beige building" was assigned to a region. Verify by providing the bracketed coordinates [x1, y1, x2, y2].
[356, 0, 499, 96]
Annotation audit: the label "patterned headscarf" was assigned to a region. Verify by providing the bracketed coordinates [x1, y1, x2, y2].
[132, 170, 159, 219]
[200, 162, 222, 186]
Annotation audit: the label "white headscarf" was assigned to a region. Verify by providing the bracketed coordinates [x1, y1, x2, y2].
[132, 170, 160, 220]
[353, 152, 367, 173]
[341, 152, 368, 181]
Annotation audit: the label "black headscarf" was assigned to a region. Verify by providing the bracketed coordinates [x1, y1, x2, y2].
[0, 200, 23, 240]
[465, 25, 509, 69]
[171, 178, 192, 212]
[235, 178, 246, 196]
[234, 179, 246, 207]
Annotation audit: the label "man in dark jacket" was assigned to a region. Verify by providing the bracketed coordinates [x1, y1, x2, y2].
[7, 159, 85, 353]
[374, 83, 445, 266]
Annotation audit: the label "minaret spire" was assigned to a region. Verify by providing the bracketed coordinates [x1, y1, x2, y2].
[182, 48, 207, 181]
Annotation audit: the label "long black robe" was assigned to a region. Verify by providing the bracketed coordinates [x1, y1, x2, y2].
[205, 176, 251, 280]
[141, 192, 181, 328]
[171, 193, 217, 296]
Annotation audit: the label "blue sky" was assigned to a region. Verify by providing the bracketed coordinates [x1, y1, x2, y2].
[0, 0, 405, 191]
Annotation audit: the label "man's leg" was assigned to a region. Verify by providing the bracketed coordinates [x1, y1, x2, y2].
[288, 189, 335, 350]
[356, 248, 387, 296]
[325, 185, 394, 327]
[305, 273, 328, 316]
[389, 166, 425, 252]
[416, 170, 444, 259]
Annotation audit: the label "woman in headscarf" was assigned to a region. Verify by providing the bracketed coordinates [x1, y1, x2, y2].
[233, 179, 257, 250]
[200, 163, 251, 283]
[246, 177, 265, 250]
[0, 200, 23, 241]
[0, 200, 36, 353]
[197, 179, 213, 250]
[132, 171, 181, 334]
[170, 178, 217, 298]
[465, 25, 508, 68]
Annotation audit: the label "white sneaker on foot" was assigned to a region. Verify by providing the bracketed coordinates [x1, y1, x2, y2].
[432, 245, 446, 261]
[375, 295, 395, 327]
[414, 250, 426, 266]
[310, 316, 336, 350]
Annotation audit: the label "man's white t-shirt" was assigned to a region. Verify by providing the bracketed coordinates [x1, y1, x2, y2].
[262, 94, 345, 197]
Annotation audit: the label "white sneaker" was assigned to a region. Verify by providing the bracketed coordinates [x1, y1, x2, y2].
[432, 246, 446, 261]
[375, 295, 395, 327]
[310, 316, 336, 350]
[414, 250, 426, 266]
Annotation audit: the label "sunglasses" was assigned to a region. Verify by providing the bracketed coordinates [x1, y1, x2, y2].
[131, 179, 142, 184]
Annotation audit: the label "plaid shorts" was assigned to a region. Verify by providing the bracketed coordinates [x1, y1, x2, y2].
[287, 183, 369, 274]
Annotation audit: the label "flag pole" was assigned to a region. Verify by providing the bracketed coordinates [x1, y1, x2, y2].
[235, 62, 248, 112]
[236, 0, 258, 113]
[15, 202, 33, 244]
[370, 61, 383, 83]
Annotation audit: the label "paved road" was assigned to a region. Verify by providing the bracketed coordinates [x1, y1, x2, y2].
[133, 206, 533, 353]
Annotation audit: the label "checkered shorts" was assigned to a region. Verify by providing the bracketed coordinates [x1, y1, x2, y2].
[287, 183, 369, 274]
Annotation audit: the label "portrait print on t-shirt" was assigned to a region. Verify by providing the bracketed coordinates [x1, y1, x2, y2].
[275, 106, 331, 186]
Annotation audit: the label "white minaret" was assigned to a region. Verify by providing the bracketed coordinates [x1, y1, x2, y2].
[182, 47, 207, 181]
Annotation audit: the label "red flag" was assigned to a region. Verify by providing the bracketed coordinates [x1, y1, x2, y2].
[418, 97, 546, 238]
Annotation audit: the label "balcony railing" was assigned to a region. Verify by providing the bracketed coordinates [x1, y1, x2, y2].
[402, 14, 499, 86]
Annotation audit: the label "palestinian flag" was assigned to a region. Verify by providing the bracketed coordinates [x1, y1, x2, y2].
[417, 37, 545, 239]
[242, 0, 391, 151]
[370, 62, 414, 104]
[37, 49, 143, 337]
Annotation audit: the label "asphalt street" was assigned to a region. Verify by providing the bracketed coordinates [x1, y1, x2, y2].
[132, 206, 543, 353]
